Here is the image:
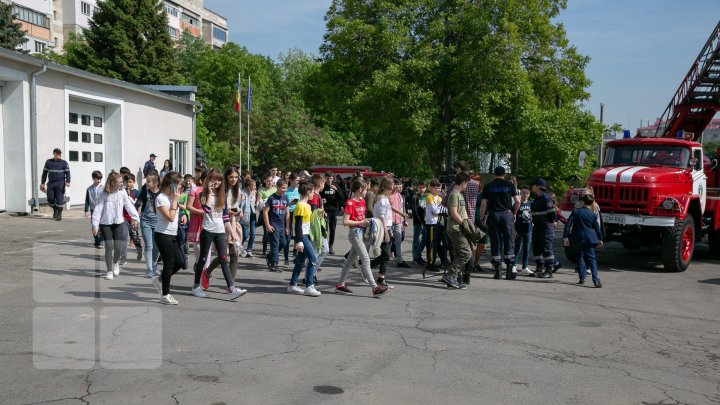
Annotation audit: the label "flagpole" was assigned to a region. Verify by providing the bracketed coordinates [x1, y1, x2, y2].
[247, 75, 251, 174]
[238, 72, 243, 171]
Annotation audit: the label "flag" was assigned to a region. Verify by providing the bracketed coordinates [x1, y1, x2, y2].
[246, 80, 252, 112]
[233, 76, 242, 113]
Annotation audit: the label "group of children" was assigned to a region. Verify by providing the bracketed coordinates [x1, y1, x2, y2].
[84, 161, 603, 305]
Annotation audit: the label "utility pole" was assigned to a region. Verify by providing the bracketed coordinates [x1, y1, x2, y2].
[599, 103, 605, 166]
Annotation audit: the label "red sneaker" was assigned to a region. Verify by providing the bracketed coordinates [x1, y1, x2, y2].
[201, 269, 209, 290]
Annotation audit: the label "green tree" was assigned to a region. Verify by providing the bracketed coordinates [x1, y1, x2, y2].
[0, 2, 28, 52]
[314, 0, 599, 180]
[176, 36, 358, 171]
[65, 0, 181, 84]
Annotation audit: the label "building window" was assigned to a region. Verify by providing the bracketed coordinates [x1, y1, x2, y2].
[69, 151, 79, 161]
[212, 27, 227, 42]
[81, 2, 91, 16]
[81, 132, 91, 143]
[94, 152, 103, 162]
[34, 41, 46, 53]
[93, 117, 103, 127]
[93, 6, 100, 14]
[94, 133, 102, 144]
[69, 113, 78, 124]
[69, 131, 78, 142]
[168, 26, 178, 39]
[180, 13, 199, 27]
[81, 115, 91, 126]
[11, 5, 50, 28]
[165, 3, 178, 17]
[82, 152, 91, 162]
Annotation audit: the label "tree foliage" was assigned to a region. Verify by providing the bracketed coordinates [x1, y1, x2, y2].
[0, 2, 28, 52]
[177, 35, 358, 172]
[65, 0, 181, 84]
[313, 0, 600, 180]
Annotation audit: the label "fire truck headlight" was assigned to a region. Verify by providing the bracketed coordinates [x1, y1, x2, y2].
[661, 197, 678, 210]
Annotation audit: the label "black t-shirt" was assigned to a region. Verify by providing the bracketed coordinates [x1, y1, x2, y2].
[481, 179, 516, 212]
[320, 184, 344, 212]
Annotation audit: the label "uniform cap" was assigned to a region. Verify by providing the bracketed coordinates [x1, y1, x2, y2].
[532, 178, 547, 187]
[149, 153, 157, 158]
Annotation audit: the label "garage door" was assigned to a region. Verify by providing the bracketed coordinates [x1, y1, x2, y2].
[67, 101, 105, 206]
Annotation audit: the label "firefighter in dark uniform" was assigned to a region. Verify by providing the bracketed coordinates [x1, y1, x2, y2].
[40, 148, 71, 221]
[530, 178, 557, 278]
[478, 166, 521, 280]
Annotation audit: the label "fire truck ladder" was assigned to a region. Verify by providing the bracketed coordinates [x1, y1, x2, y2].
[654, 20, 720, 141]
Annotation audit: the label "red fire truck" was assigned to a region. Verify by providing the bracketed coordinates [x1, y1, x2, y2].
[560, 20, 720, 272]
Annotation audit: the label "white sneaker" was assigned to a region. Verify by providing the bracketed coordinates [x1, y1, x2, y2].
[287, 285, 304, 294]
[304, 285, 321, 297]
[104, 271, 114, 280]
[160, 294, 178, 305]
[112, 263, 120, 276]
[521, 267, 534, 276]
[151, 276, 162, 294]
[191, 286, 207, 298]
[236, 243, 248, 258]
[586, 270, 591, 276]
[228, 286, 247, 300]
[511, 265, 517, 274]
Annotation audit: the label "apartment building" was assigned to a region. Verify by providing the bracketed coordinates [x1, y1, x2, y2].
[3, 0, 53, 53]
[5, 0, 228, 54]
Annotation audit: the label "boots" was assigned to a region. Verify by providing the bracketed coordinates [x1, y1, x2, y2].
[55, 207, 63, 221]
[493, 264, 501, 279]
[539, 264, 553, 278]
[506, 263, 516, 280]
[462, 272, 471, 285]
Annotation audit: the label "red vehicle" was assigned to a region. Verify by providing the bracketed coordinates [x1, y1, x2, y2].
[310, 165, 390, 179]
[561, 20, 720, 272]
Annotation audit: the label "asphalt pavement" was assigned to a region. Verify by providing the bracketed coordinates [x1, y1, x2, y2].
[0, 210, 718, 405]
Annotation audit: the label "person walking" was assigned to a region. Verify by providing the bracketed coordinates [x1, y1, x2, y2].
[40, 148, 71, 221]
[151, 172, 188, 304]
[320, 171, 344, 255]
[478, 167, 520, 280]
[442, 172, 473, 289]
[91, 172, 140, 280]
[563, 194, 604, 288]
[530, 178, 558, 278]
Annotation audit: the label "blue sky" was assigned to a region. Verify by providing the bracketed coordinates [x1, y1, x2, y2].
[205, 0, 719, 132]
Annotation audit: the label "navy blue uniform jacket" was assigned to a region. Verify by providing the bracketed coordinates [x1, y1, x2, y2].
[563, 207, 603, 246]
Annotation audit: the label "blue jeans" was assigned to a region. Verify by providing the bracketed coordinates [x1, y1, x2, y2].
[514, 226, 532, 268]
[267, 228, 287, 264]
[242, 212, 257, 251]
[290, 234, 317, 287]
[576, 244, 600, 284]
[140, 216, 160, 274]
[412, 223, 425, 261]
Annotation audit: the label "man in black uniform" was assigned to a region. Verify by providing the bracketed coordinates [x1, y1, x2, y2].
[319, 171, 345, 255]
[478, 166, 520, 280]
[40, 148, 71, 221]
[530, 178, 558, 278]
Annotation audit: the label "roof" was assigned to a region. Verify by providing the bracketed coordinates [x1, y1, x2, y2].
[0, 47, 196, 106]
[606, 138, 701, 148]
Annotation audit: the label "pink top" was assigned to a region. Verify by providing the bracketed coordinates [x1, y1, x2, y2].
[390, 192, 403, 225]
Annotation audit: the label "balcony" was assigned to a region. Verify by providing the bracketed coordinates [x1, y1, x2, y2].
[16, 20, 51, 41]
[180, 21, 201, 37]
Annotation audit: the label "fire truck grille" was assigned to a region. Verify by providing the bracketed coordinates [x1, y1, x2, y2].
[618, 187, 648, 207]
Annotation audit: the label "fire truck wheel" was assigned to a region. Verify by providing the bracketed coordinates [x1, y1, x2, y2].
[662, 216, 694, 272]
[709, 228, 720, 257]
[564, 246, 577, 263]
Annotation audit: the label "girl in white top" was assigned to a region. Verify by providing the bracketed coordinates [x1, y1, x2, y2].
[151, 171, 187, 305]
[206, 166, 246, 282]
[191, 168, 247, 301]
[92, 171, 140, 280]
[371, 176, 395, 286]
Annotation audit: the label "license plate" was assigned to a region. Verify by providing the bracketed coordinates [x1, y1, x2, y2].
[603, 214, 626, 224]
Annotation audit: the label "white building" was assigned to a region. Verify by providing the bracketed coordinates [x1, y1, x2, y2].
[0, 48, 197, 213]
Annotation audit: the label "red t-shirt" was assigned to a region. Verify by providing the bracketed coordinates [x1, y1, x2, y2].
[345, 198, 366, 228]
[310, 194, 322, 211]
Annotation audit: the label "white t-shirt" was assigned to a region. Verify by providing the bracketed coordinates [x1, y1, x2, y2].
[226, 188, 239, 211]
[201, 193, 226, 234]
[154, 193, 178, 235]
[374, 195, 393, 228]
